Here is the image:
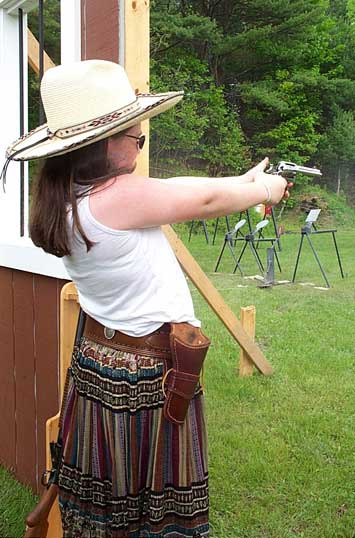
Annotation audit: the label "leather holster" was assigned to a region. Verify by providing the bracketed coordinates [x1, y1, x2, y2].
[163, 322, 210, 425]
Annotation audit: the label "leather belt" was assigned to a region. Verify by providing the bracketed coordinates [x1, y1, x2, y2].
[83, 314, 171, 358]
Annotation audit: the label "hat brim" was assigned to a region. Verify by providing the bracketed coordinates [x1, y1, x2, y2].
[6, 92, 183, 161]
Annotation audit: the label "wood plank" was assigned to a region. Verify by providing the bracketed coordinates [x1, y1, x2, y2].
[27, 28, 55, 74]
[60, 283, 80, 397]
[239, 306, 256, 376]
[162, 226, 273, 375]
[46, 283, 79, 535]
[124, 0, 150, 177]
[0, 267, 16, 471]
[33, 274, 60, 495]
[13, 270, 37, 490]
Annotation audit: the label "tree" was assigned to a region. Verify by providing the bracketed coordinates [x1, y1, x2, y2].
[317, 107, 355, 194]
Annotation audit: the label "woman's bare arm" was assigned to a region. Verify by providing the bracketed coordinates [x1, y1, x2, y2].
[153, 157, 271, 186]
[89, 171, 287, 230]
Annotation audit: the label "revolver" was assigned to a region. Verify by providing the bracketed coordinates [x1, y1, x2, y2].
[266, 162, 322, 206]
[266, 161, 322, 179]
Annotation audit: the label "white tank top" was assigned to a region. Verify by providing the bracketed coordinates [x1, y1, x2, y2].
[62, 194, 200, 336]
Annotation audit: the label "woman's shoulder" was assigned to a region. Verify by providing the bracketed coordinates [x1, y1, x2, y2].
[88, 174, 156, 230]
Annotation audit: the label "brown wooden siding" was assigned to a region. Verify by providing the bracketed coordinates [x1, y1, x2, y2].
[0, 267, 68, 493]
[0, 0, 120, 496]
[81, 0, 119, 62]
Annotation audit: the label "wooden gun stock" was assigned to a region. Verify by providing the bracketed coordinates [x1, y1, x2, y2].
[24, 484, 58, 538]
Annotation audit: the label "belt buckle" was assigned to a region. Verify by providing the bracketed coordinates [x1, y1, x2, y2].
[104, 327, 115, 340]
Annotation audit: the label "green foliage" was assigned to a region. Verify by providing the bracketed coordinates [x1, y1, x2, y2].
[284, 184, 355, 227]
[318, 106, 355, 164]
[150, 53, 250, 175]
[27, 0, 60, 131]
[23, 0, 355, 201]
[150, 0, 355, 199]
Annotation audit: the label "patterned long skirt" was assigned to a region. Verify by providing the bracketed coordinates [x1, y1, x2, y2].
[57, 335, 209, 538]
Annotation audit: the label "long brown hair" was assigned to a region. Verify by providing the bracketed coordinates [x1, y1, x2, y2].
[30, 137, 124, 257]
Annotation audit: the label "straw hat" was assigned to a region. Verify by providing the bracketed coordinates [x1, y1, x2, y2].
[5, 59, 183, 162]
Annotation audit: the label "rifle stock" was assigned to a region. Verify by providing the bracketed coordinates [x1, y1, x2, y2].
[24, 484, 58, 537]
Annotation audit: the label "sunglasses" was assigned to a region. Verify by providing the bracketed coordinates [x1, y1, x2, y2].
[124, 134, 146, 150]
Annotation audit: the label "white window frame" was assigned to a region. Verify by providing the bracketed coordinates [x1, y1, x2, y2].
[0, 0, 81, 278]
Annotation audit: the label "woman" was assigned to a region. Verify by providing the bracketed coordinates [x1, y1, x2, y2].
[5, 60, 287, 538]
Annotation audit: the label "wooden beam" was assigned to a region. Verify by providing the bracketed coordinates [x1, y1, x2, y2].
[45, 282, 79, 537]
[27, 30, 272, 375]
[27, 28, 55, 74]
[123, 0, 150, 176]
[239, 305, 256, 376]
[163, 226, 272, 375]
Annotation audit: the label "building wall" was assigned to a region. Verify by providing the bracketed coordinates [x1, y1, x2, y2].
[0, 0, 121, 495]
[0, 0, 149, 494]
[81, 0, 119, 62]
[0, 267, 68, 493]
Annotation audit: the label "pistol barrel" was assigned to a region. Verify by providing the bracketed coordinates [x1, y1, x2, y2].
[276, 161, 322, 176]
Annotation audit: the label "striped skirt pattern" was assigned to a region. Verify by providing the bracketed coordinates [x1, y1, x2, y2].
[57, 336, 209, 537]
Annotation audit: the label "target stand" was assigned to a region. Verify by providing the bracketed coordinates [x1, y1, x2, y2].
[232, 220, 282, 276]
[214, 219, 247, 275]
[292, 209, 345, 288]
[215, 219, 282, 277]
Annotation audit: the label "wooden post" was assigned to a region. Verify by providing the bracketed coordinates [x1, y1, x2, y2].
[123, 0, 150, 177]
[45, 282, 79, 536]
[239, 306, 256, 377]
[59, 283, 80, 397]
[27, 28, 55, 72]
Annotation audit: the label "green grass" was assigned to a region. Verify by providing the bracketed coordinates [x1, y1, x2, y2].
[185, 225, 355, 538]
[0, 467, 39, 538]
[1, 224, 355, 537]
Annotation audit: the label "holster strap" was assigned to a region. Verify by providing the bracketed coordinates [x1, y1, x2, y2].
[163, 369, 200, 400]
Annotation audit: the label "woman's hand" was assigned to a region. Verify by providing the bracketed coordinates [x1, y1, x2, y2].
[254, 172, 288, 205]
[242, 157, 293, 203]
[241, 157, 270, 183]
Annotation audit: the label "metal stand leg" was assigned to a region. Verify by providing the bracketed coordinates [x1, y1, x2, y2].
[212, 218, 220, 246]
[188, 221, 195, 242]
[228, 241, 243, 276]
[305, 234, 330, 288]
[216, 235, 243, 275]
[332, 232, 345, 278]
[212, 216, 232, 245]
[271, 207, 281, 251]
[245, 210, 253, 233]
[189, 220, 209, 244]
[202, 220, 209, 244]
[255, 229, 264, 250]
[273, 241, 282, 272]
[214, 235, 227, 272]
[292, 234, 305, 283]
[233, 242, 248, 274]
[249, 241, 264, 273]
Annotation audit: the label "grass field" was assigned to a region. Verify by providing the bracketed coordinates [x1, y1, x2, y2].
[1, 223, 355, 538]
